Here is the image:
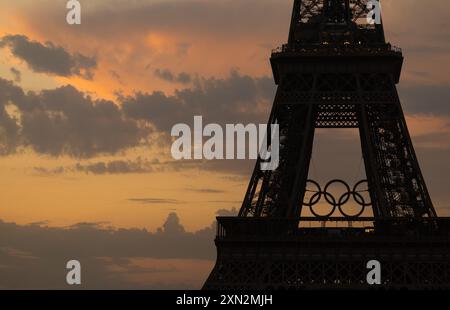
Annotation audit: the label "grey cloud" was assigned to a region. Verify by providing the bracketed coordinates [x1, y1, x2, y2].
[33, 157, 254, 178]
[398, 84, 450, 116]
[128, 198, 181, 205]
[164, 158, 255, 177]
[9, 67, 21, 83]
[33, 166, 65, 176]
[33, 158, 161, 175]
[0, 211, 217, 260]
[21, 85, 146, 157]
[0, 108, 20, 155]
[76, 161, 144, 175]
[68, 222, 110, 229]
[185, 188, 225, 194]
[122, 70, 275, 132]
[0, 35, 97, 79]
[216, 208, 238, 216]
[0, 79, 147, 157]
[154, 68, 192, 84]
[162, 157, 255, 177]
[28, 220, 50, 226]
[75, 158, 158, 174]
[33, 0, 290, 41]
[109, 70, 124, 85]
[177, 72, 192, 84]
[0, 79, 22, 154]
[5, 71, 271, 172]
[33, 156, 254, 177]
[0, 65, 269, 159]
[0, 211, 227, 289]
[154, 68, 175, 81]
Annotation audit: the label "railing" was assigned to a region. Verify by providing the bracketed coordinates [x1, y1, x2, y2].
[215, 216, 450, 241]
[271, 43, 402, 56]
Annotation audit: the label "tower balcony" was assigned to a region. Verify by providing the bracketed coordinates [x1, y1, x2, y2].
[271, 43, 402, 56]
[270, 43, 404, 85]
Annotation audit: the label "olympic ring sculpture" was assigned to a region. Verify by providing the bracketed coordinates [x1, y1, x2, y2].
[303, 179, 372, 218]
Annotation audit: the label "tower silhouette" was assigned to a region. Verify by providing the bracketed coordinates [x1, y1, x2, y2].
[203, 0, 450, 289]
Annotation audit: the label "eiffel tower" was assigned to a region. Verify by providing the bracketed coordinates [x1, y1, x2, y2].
[203, 0, 450, 289]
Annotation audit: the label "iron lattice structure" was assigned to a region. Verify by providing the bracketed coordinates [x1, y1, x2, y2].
[203, 0, 450, 290]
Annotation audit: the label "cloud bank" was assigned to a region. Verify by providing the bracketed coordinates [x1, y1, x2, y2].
[0, 35, 97, 79]
[0, 212, 217, 289]
[0, 69, 274, 157]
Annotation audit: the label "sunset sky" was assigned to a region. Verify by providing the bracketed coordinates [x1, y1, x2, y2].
[0, 0, 450, 289]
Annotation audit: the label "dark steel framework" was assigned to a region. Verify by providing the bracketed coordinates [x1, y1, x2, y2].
[203, 0, 450, 289]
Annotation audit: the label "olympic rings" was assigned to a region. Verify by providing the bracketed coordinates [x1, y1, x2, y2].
[303, 179, 372, 218]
